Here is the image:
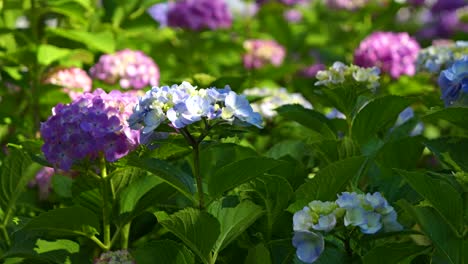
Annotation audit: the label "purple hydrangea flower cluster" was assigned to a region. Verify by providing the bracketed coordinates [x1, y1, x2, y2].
[418, 4, 468, 40]
[438, 56, 468, 106]
[89, 49, 159, 90]
[242, 87, 312, 119]
[354, 32, 420, 79]
[128, 81, 262, 134]
[293, 192, 402, 263]
[94, 250, 135, 264]
[243, 39, 286, 69]
[41, 89, 140, 170]
[166, 0, 232, 30]
[325, 0, 369, 10]
[43, 67, 92, 100]
[315, 62, 381, 90]
[29, 167, 54, 200]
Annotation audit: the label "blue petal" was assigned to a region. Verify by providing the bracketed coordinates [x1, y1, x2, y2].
[292, 231, 324, 263]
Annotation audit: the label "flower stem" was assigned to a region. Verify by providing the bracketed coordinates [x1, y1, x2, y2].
[120, 222, 131, 249]
[0, 225, 10, 247]
[100, 157, 111, 250]
[193, 142, 205, 210]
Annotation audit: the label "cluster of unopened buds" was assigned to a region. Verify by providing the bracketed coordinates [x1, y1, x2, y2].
[315, 62, 380, 90]
[242, 87, 312, 119]
[293, 192, 403, 263]
[128, 81, 263, 134]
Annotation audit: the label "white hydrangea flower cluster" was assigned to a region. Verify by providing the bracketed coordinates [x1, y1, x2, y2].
[315, 62, 380, 90]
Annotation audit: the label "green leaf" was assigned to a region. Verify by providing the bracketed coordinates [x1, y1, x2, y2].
[119, 174, 164, 215]
[208, 200, 264, 257]
[46, 28, 115, 53]
[425, 137, 468, 172]
[110, 167, 146, 196]
[199, 143, 257, 185]
[122, 155, 195, 201]
[133, 240, 195, 264]
[276, 105, 336, 139]
[395, 170, 464, 236]
[398, 201, 463, 264]
[155, 208, 220, 264]
[244, 243, 271, 264]
[363, 242, 430, 264]
[51, 175, 73, 198]
[377, 136, 424, 169]
[21, 206, 100, 238]
[352, 96, 409, 145]
[207, 157, 282, 200]
[422, 107, 468, 130]
[294, 156, 366, 208]
[239, 175, 293, 237]
[0, 146, 36, 218]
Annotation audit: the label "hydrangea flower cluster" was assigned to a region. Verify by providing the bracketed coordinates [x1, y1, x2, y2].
[243, 39, 286, 69]
[89, 49, 159, 90]
[418, 0, 468, 39]
[315, 62, 380, 90]
[43, 67, 92, 100]
[166, 0, 232, 30]
[40, 89, 140, 170]
[438, 56, 468, 106]
[325, 0, 369, 10]
[293, 192, 403, 263]
[416, 41, 468, 73]
[94, 250, 135, 264]
[147, 2, 173, 27]
[29, 167, 55, 200]
[128, 81, 262, 134]
[354, 32, 420, 79]
[242, 87, 312, 119]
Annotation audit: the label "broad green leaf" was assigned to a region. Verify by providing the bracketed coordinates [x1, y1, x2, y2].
[110, 167, 146, 196]
[122, 155, 195, 201]
[377, 136, 424, 169]
[399, 201, 463, 264]
[294, 156, 366, 209]
[155, 208, 220, 264]
[276, 105, 336, 139]
[396, 170, 464, 236]
[51, 175, 73, 198]
[207, 157, 282, 200]
[22, 206, 100, 238]
[208, 200, 264, 258]
[46, 28, 115, 53]
[425, 137, 468, 172]
[33, 239, 79, 264]
[119, 174, 164, 215]
[199, 143, 257, 185]
[363, 242, 430, 264]
[244, 243, 271, 264]
[266, 140, 308, 161]
[422, 107, 468, 130]
[0, 147, 37, 220]
[133, 240, 195, 264]
[352, 96, 409, 145]
[239, 175, 293, 238]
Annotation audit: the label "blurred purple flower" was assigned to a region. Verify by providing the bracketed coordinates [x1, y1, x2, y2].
[167, 0, 232, 30]
[90, 49, 159, 90]
[41, 89, 140, 170]
[243, 39, 286, 69]
[147, 2, 173, 27]
[283, 9, 302, 23]
[326, 0, 370, 10]
[300, 63, 326, 78]
[354, 31, 420, 78]
[43, 67, 92, 100]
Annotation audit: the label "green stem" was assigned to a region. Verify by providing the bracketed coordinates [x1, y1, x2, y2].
[193, 142, 205, 210]
[120, 222, 131, 249]
[90, 236, 109, 251]
[0, 225, 10, 247]
[100, 158, 111, 250]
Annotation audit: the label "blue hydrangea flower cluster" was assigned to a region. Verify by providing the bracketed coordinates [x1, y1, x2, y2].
[315, 62, 380, 90]
[416, 41, 468, 73]
[94, 250, 135, 264]
[128, 81, 263, 134]
[293, 192, 403, 263]
[41, 89, 140, 170]
[242, 87, 312, 119]
[438, 56, 468, 106]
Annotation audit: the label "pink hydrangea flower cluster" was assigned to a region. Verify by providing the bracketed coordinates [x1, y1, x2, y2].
[43, 67, 92, 100]
[89, 49, 159, 90]
[40, 89, 140, 170]
[167, 0, 232, 30]
[243, 39, 286, 69]
[354, 31, 420, 79]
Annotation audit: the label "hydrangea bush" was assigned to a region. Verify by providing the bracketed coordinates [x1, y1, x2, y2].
[0, 1, 466, 264]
